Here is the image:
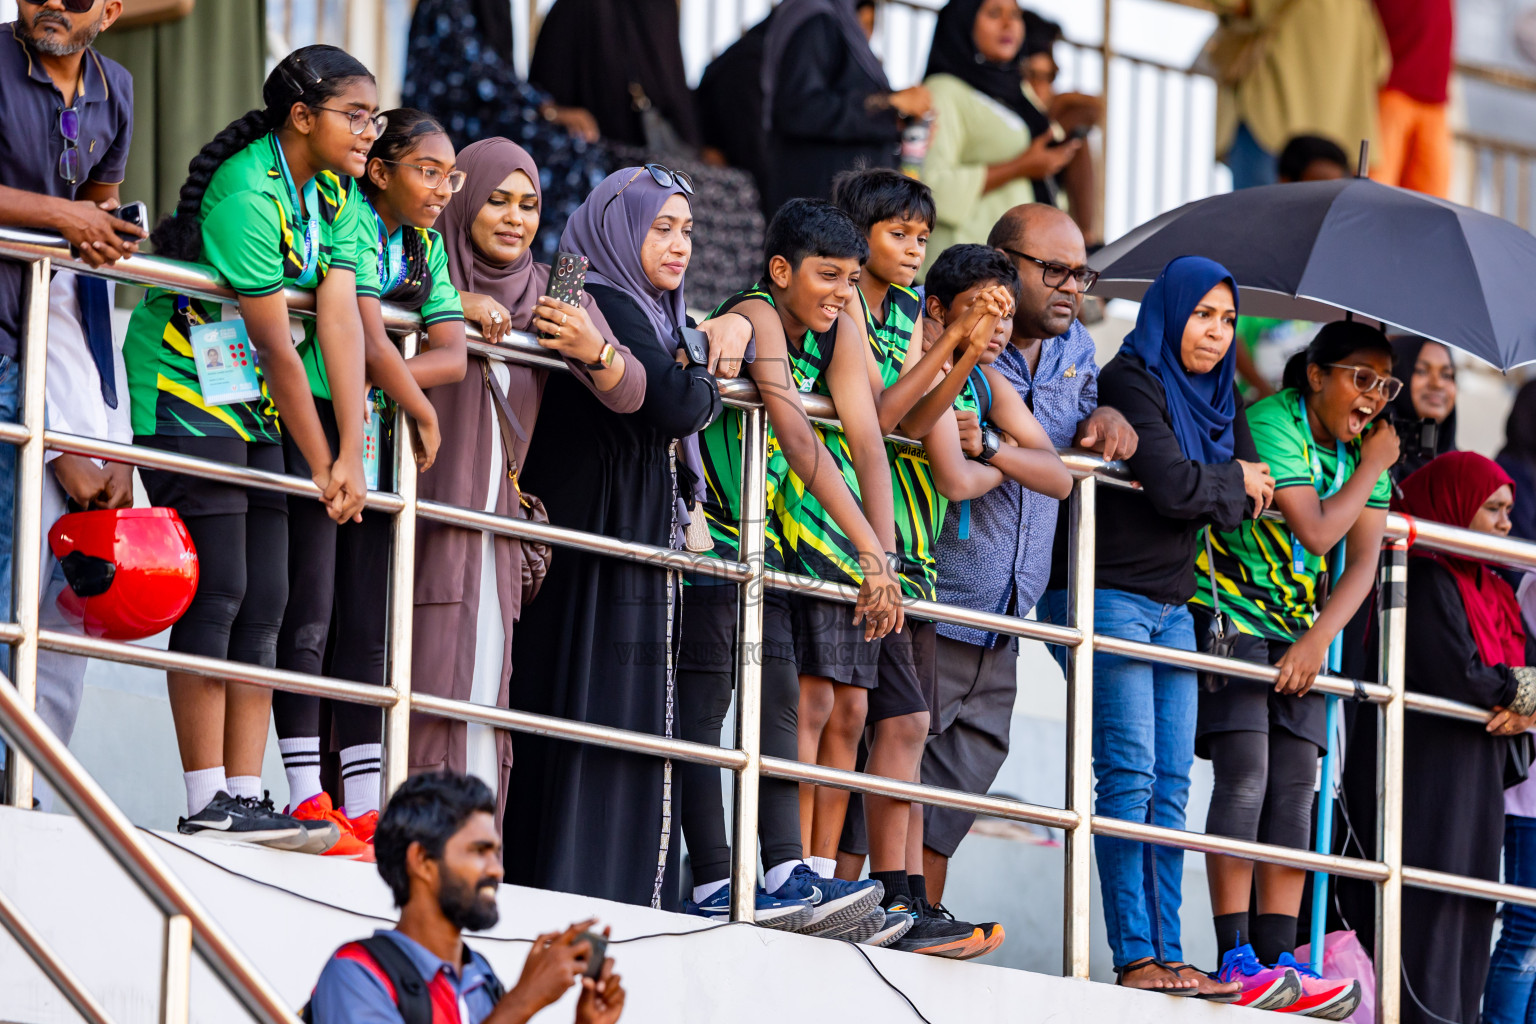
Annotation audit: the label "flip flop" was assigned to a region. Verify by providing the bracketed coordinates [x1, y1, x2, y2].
[1112, 957, 1200, 996]
[1166, 961, 1243, 1003]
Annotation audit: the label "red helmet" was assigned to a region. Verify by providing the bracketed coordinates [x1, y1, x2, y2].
[48, 508, 199, 641]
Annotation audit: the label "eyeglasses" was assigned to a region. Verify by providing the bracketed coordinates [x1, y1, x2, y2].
[601, 163, 694, 223]
[22, 0, 99, 14]
[1000, 247, 1099, 290]
[310, 106, 388, 136]
[376, 159, 467, 193]
[57, 106, 80, 185]
[1326, 363, 1404, 401]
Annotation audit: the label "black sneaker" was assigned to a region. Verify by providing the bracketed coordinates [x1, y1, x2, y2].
[932, 902, 1005, 958]
[889, 898, 982, 959]
[177, 791, 304, 845]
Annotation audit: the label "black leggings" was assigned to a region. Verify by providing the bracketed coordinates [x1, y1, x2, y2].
[169, 509, 288, 666]
[676, 585, 803, 885]
[1204, 728, 1320, 850]
[271, 400, 390, 750]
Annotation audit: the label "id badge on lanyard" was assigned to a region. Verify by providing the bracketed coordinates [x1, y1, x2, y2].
[363, 393, 384, 492]
[1291, 395, 1347, 575]
[186, 301, 262, 406]
[377, 220, 406, 296]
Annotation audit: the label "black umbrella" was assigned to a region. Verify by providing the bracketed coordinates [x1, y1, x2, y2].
[1088, 177, 1536, 370]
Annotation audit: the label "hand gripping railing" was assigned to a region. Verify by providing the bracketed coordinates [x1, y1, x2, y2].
[2, 228, 1535, 1024]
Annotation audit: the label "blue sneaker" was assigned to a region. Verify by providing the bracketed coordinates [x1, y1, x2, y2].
[1215, 944, 1301, 1011]
[768, 864, 883, 936]
[683, 882, 814, 932]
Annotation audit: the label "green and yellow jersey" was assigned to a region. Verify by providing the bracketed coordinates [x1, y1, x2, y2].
[125, 132, 369, 440]
[1189, 388, 1391, 642]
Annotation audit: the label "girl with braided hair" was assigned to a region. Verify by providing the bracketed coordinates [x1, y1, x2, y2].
[269, 110, 469, 856]
[123, 45, 382, 843]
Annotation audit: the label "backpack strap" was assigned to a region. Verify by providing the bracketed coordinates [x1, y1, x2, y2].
[465, 945, 505, 1004]
[355, 935, 435, 1024]
[968, 364, 993, 424]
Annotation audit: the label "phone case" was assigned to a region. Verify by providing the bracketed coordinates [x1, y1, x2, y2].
[541, 252, 588, 339]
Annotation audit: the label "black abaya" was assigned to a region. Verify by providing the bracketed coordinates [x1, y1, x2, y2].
[504, 285, 721, 910]
[1338, 560, 1530, 1024]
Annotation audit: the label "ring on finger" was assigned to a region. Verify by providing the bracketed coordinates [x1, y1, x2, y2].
[560, 312, 569, 325]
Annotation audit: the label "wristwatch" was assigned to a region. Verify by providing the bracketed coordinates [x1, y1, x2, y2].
[973, 427, 1002, 466]
[583, 342, 617, 371]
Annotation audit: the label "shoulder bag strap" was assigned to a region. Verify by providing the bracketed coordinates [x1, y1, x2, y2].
[481, 360, 528, 486]
[1205, 530, 1224, 621]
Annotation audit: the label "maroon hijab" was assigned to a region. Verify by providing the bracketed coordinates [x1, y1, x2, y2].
[1396, 451, 1525, 667]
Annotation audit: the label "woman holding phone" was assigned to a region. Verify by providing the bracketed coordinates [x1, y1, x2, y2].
[410, 138, 642, 823]
[503, 165, 753, 909]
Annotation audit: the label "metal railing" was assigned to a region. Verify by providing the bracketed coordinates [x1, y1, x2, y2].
[2, 231, 1536, 1024]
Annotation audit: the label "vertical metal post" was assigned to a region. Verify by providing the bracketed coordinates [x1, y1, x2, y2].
[382, 331, 420, 800]
[161, 914, 192, 1024]
[1375, 541, 1407, 1024]
[1063, 473, 1095, 979]
[5, 257, 48, 809]
[730, 405, 767, 923]
[1097, 0, 1112, 233]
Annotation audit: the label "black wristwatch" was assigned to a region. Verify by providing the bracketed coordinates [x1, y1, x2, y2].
[972, 427, 1002, 466]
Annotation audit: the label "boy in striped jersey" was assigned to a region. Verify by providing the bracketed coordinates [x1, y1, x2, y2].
[786, 172, 1017, 956]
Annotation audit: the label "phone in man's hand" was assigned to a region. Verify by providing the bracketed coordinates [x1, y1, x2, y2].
[573, 930, 608, 979]
[114, 200, 147, 241]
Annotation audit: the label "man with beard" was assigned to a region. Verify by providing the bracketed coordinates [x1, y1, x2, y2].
[308, 772, 625, 1024]
[0, 0, 140, 795]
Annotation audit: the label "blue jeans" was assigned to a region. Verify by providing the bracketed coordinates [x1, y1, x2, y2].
[1040, 588, 1198, 967]
[1486, 815, 1536, 1024]
[1224, 122, 1279, 190]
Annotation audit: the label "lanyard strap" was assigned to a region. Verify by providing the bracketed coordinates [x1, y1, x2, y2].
[273, 136, 322, 288]
[1296, 394, 1347, 499]
[378, 223, 407, 295]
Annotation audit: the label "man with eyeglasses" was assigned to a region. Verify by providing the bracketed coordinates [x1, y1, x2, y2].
[918, 203, 1138, 903]
[0, 0, 137, 794]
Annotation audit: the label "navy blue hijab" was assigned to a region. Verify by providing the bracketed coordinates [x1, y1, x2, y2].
[1121, 255, 1239, 464]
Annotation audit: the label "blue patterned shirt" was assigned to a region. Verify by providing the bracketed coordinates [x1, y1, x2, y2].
[933, 320, 1099, 648]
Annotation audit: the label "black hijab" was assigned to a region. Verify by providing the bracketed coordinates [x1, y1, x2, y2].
[1388, 335, 1458, 479]
[924, 0, 1054, 198]
[762, 0, 890, 130]
[529, 0, 700, 149]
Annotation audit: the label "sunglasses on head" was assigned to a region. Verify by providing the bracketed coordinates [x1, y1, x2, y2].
[22, 0, 99, 13]
[600, 163, 694, 224]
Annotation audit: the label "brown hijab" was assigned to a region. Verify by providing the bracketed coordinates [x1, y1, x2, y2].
[440, 137, 550, 330]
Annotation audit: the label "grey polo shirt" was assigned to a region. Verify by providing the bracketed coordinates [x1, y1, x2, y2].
[0, 21, 133, 359]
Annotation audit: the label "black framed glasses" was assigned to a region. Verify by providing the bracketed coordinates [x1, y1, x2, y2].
[310, 106, 388, 136]
[376, 159, 467, 193]
[1325, 363, 1404, 401]
[57, 106, 80, 185]
[22, 0, 99, 13]
[1000, 247, 1099, 291]
[601, 163, 695, 223]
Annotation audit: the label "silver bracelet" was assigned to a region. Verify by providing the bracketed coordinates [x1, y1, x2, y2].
[1511, 666, 1536, 718]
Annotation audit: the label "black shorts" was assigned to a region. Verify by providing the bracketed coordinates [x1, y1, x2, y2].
[1191, 606, 1327, 758]
[678, 577, 795, 670]
[867, 624, 929, 723]
[794, 594, 879, 686]
[136, 434, 287, 516]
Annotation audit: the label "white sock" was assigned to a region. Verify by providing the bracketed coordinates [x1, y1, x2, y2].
[278, 736, 323, 809]
[226, 775, 262, 801]
[807, 856, 837, 879]
[340, 743, 383, 817]
[693, 878, 729, 903]
[764, 859, 803, 895]
[184, 766, 226, 817]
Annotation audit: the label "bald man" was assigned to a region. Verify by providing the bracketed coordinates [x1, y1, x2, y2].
[920, 204, 1136, 901]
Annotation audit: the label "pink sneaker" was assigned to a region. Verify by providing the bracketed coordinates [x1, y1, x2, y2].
[1215, 944, 1303, 1010]
[1271, 952, 1363, 1019]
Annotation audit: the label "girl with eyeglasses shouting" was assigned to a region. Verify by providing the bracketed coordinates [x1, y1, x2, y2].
[267, 109, 472, 857]
[1188, 321, 1399, 1013]
[125, 45, 383, 845]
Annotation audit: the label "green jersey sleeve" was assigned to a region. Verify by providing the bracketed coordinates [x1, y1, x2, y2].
[1367, 465, 1392, 508]
[201, 190, 285, 297]
[420, 229, 464, 325]
[327, 180, 368, 277]
[1247, 392, 1311, 490]
[353, 203, 383, 299]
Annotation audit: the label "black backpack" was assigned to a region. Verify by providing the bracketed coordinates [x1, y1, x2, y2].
[967, 364, 993, 424]
[301, 934, 505, 1024]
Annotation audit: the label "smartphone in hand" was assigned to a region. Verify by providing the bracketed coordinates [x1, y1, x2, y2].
[540, 251, 588, 339]
[114, 200, 148, 242]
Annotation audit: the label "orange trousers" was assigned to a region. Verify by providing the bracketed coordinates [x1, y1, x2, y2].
[1371, 87, 1451, 198]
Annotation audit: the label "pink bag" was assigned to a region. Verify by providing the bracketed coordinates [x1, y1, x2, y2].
[1293, 930, 1376, 1024]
